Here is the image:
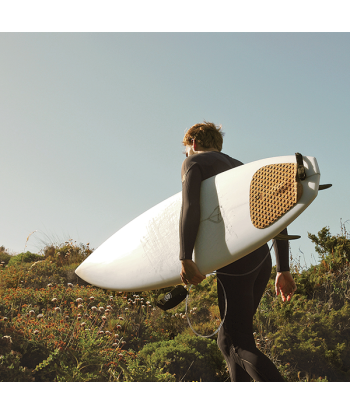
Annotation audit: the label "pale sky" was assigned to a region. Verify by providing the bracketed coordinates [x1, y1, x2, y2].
[1, 31, 350, 267]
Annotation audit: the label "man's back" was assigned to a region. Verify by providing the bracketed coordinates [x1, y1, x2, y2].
[181, 151, 243, 184]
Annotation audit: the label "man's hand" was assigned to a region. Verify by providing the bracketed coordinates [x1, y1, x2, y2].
[180, 259, 206, 286]
[275, 271, 297, 302]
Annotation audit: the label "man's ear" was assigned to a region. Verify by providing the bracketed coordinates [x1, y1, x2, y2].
[193, 140, 198, 151]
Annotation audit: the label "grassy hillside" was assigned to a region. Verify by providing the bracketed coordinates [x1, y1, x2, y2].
[1, 227, 350, 382]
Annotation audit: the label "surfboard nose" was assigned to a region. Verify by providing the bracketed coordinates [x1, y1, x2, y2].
[75, 263, 83, 278]
[75, 259, 98, 284]
[75, 260, 105, 287]
[75, 262, 87, 281]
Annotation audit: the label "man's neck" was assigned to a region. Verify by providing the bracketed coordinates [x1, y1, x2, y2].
[194, 147, 220, 154]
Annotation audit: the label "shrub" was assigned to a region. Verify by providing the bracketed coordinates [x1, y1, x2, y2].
[0, 284, 160, 381]
[43, 241, 93, 267]
[138, 333, 227, 381]
[0, 349, 35, 382]
[8, 251, 44, 267]
[252, 244, 350, 381]
[0, 260, 67, 289]
[0, 246, 12, 266]
[308, 225, 350, 272]
[117, 353, 176, 382]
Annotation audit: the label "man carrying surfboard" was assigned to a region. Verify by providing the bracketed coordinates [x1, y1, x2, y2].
[179, 121, 296, 382]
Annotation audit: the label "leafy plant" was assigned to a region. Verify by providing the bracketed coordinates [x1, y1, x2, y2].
[0, 246, 12, 266]
[117, 353, 176, 382]
[8, 252, 44, 267]
[138, 333, 227, 381]
[308, 224, 350, 272]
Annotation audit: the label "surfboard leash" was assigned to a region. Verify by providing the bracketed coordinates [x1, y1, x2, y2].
[214, 241, 275, 277]
[185, 277, 227, 339]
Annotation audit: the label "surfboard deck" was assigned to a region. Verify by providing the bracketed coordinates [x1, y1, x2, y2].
[76, 154, 320, 291]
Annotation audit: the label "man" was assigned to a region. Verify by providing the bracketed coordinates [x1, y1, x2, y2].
[179, 121, 296, 381]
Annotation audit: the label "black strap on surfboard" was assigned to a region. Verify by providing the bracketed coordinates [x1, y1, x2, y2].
[295, 153, 333, 190]
[295, 152, 306, 181]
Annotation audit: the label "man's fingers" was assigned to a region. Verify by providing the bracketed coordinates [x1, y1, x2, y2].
[275, 282, 280, 296]
[191, 275, 204, 284]
[180, 260, 206, 286]
[186, 273, 206, 285]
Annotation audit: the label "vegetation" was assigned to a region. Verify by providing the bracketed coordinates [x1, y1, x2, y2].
[1, 226, 350, 382]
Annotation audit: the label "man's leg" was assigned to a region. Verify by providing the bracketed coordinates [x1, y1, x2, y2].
[217, 246, 284, 382]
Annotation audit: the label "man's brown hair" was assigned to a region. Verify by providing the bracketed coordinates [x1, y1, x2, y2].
[182, 121, 224, 151]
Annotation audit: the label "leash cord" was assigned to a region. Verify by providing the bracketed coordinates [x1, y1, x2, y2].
[185, 277, 227, 338]
[215, 242, 275, 277]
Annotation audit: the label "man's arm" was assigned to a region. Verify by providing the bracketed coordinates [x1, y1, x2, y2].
[179, 162, 206, 285]
[273, 228, 290, 272]
[273, 228, 296, 301]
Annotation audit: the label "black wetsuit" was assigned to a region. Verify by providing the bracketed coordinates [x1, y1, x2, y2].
[179, 151, 289, 382]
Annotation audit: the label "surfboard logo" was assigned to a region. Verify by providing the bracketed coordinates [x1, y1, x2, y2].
[202, 205, 223, 224]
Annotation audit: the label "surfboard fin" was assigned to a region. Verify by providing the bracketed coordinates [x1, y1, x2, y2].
[273, 233, 301, 240]
[319, 184, 332, 190]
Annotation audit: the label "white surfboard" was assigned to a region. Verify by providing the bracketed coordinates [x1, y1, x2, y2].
[76, 154, 321, 291]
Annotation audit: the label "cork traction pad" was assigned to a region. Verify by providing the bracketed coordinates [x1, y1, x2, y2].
[249, 163, 303, 229]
